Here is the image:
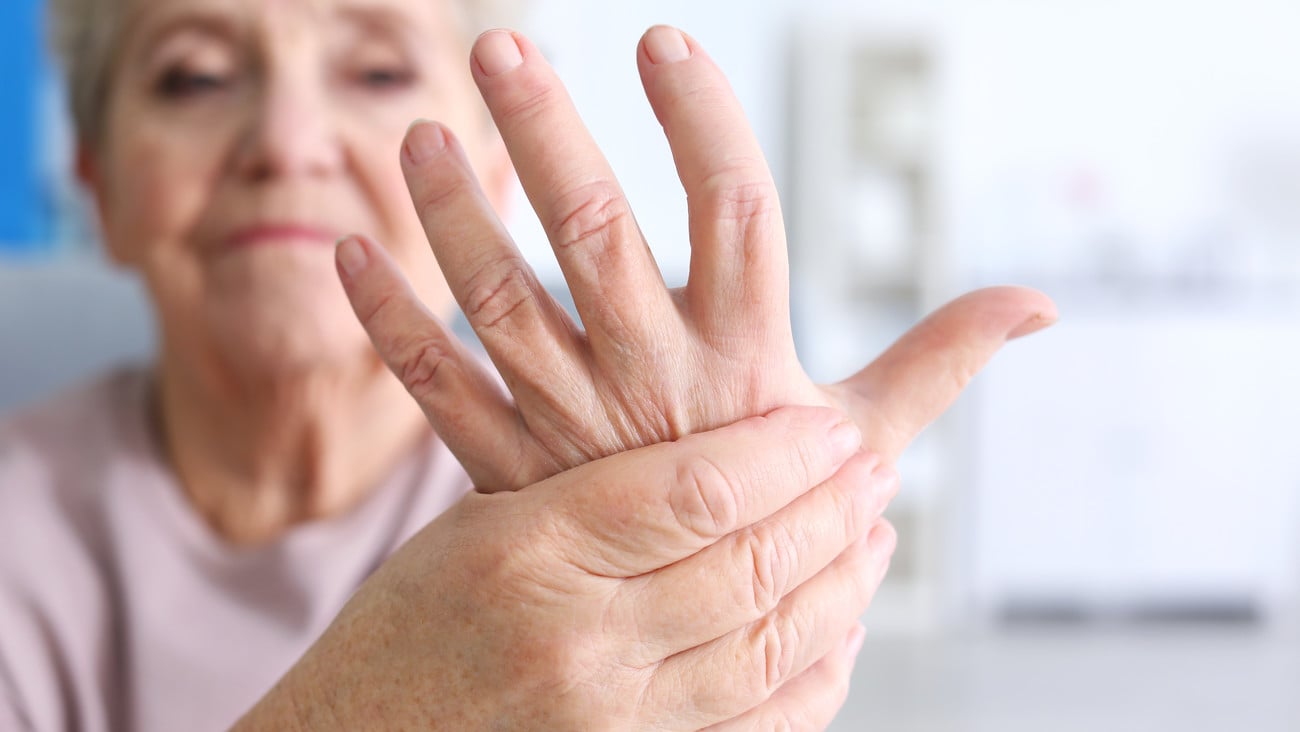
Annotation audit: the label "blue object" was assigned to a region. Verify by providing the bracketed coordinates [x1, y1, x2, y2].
[0, 0, 52, 253]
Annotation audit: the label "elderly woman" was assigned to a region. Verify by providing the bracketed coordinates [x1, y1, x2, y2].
[0, 0, 1055, 729]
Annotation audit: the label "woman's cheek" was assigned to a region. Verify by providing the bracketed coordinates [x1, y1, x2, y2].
[104, 122, 218, 267]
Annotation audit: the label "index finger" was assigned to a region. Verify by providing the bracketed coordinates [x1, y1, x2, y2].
[530, 405, 863, 578]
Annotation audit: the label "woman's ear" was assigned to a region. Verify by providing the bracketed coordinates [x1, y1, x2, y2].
[75, 143, 133, 267]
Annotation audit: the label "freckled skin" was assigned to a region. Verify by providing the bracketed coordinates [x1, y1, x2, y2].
[79, 0, 1055, 724]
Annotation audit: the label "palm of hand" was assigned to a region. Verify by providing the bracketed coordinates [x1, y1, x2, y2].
[339, 29, 1055, 490]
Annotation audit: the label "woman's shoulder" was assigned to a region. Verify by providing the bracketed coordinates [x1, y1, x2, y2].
[0, 367, 153, 531]
[2, 365, 146, 448]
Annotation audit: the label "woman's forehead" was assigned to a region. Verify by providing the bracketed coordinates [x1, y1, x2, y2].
[120, 0, 455, 48]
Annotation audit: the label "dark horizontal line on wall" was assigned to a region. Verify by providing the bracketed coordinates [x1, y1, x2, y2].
[997, 596, 1262, 628]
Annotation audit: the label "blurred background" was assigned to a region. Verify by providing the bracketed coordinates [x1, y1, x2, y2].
[2, 0, 1298, 729]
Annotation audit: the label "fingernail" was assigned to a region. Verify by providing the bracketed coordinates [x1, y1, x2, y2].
[403, 120, 445, 166]
[1008, 310, 1059, 339]
[475, 29, 524, 75]
[336, 236, 367, 279]
[867, 522, 897, 557]
[853, 464, 898, 523]
[828, 420, 862, 463]
[643, 25, 691, 64]
[845, 623, 867, 657]
[874, 466, 901, 505]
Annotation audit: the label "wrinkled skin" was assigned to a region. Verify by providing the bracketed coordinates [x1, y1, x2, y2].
[316, 24, 1056, 732]
[337, 27, 1056, 491]
[240, 407, 898, 730]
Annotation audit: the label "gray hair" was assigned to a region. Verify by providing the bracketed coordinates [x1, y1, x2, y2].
[47, 0, 526, 148]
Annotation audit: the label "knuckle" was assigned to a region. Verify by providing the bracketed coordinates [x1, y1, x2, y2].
[547, 180, 632, 253]
[463, 258, 537, 331]
[698, 163, 779, 227]
[669, 454, 741, 539]
[744, 524, 795, 617]
[753, 612, 800, 698]
[395, 339, 453, 399]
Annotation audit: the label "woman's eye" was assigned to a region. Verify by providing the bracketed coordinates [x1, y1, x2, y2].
[156, 68, 230, 99]
[355, 67, 415, 90]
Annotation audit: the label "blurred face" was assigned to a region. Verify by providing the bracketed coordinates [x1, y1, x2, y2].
[88, 0, 508, 379]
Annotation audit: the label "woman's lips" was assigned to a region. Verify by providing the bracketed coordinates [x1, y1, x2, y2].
[226, 223, 339, 249]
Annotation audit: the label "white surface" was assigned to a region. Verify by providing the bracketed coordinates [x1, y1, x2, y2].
[969, 294, 1300, 612]
[832, 626, 1300, 731]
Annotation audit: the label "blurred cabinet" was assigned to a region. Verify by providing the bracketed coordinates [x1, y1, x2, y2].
[787, 26, 954, 632]
[968, 295, 1300, 623]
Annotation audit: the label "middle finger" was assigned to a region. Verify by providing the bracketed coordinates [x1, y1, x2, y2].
[470, 29, 680, 363]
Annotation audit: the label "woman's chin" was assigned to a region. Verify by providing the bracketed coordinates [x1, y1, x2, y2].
[197, 277, 377, 383]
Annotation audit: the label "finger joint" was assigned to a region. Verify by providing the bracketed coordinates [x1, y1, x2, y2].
[395, 339, 454, 400]
[697, 165, 779, 237]
[548, 181, 633, 256]
[754, 613, 799, 698]
[463, 258, 538, 333]
[669, 455, 741, 540]
[744, 524, 794, 618]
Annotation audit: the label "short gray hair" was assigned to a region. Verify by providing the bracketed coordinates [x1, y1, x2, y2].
[48, 0, 526, 147]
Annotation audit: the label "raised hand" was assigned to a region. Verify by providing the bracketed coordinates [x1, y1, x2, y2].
[336, 25, 1056, 490]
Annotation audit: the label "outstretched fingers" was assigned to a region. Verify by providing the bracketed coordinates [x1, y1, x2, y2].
[336, 234, 527, 489]
[399, 119, 588, 413]
[469, 29, 680, 364]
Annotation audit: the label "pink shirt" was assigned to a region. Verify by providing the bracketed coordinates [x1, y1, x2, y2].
[0, 369, 473, 731]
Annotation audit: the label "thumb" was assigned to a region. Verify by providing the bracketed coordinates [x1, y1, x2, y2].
[831, 285, 1057, 462]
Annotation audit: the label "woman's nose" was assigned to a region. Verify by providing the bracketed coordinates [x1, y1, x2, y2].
[233, 75, 344, 182]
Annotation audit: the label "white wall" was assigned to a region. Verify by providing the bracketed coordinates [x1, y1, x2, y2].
[524, 0, 1300, 617]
